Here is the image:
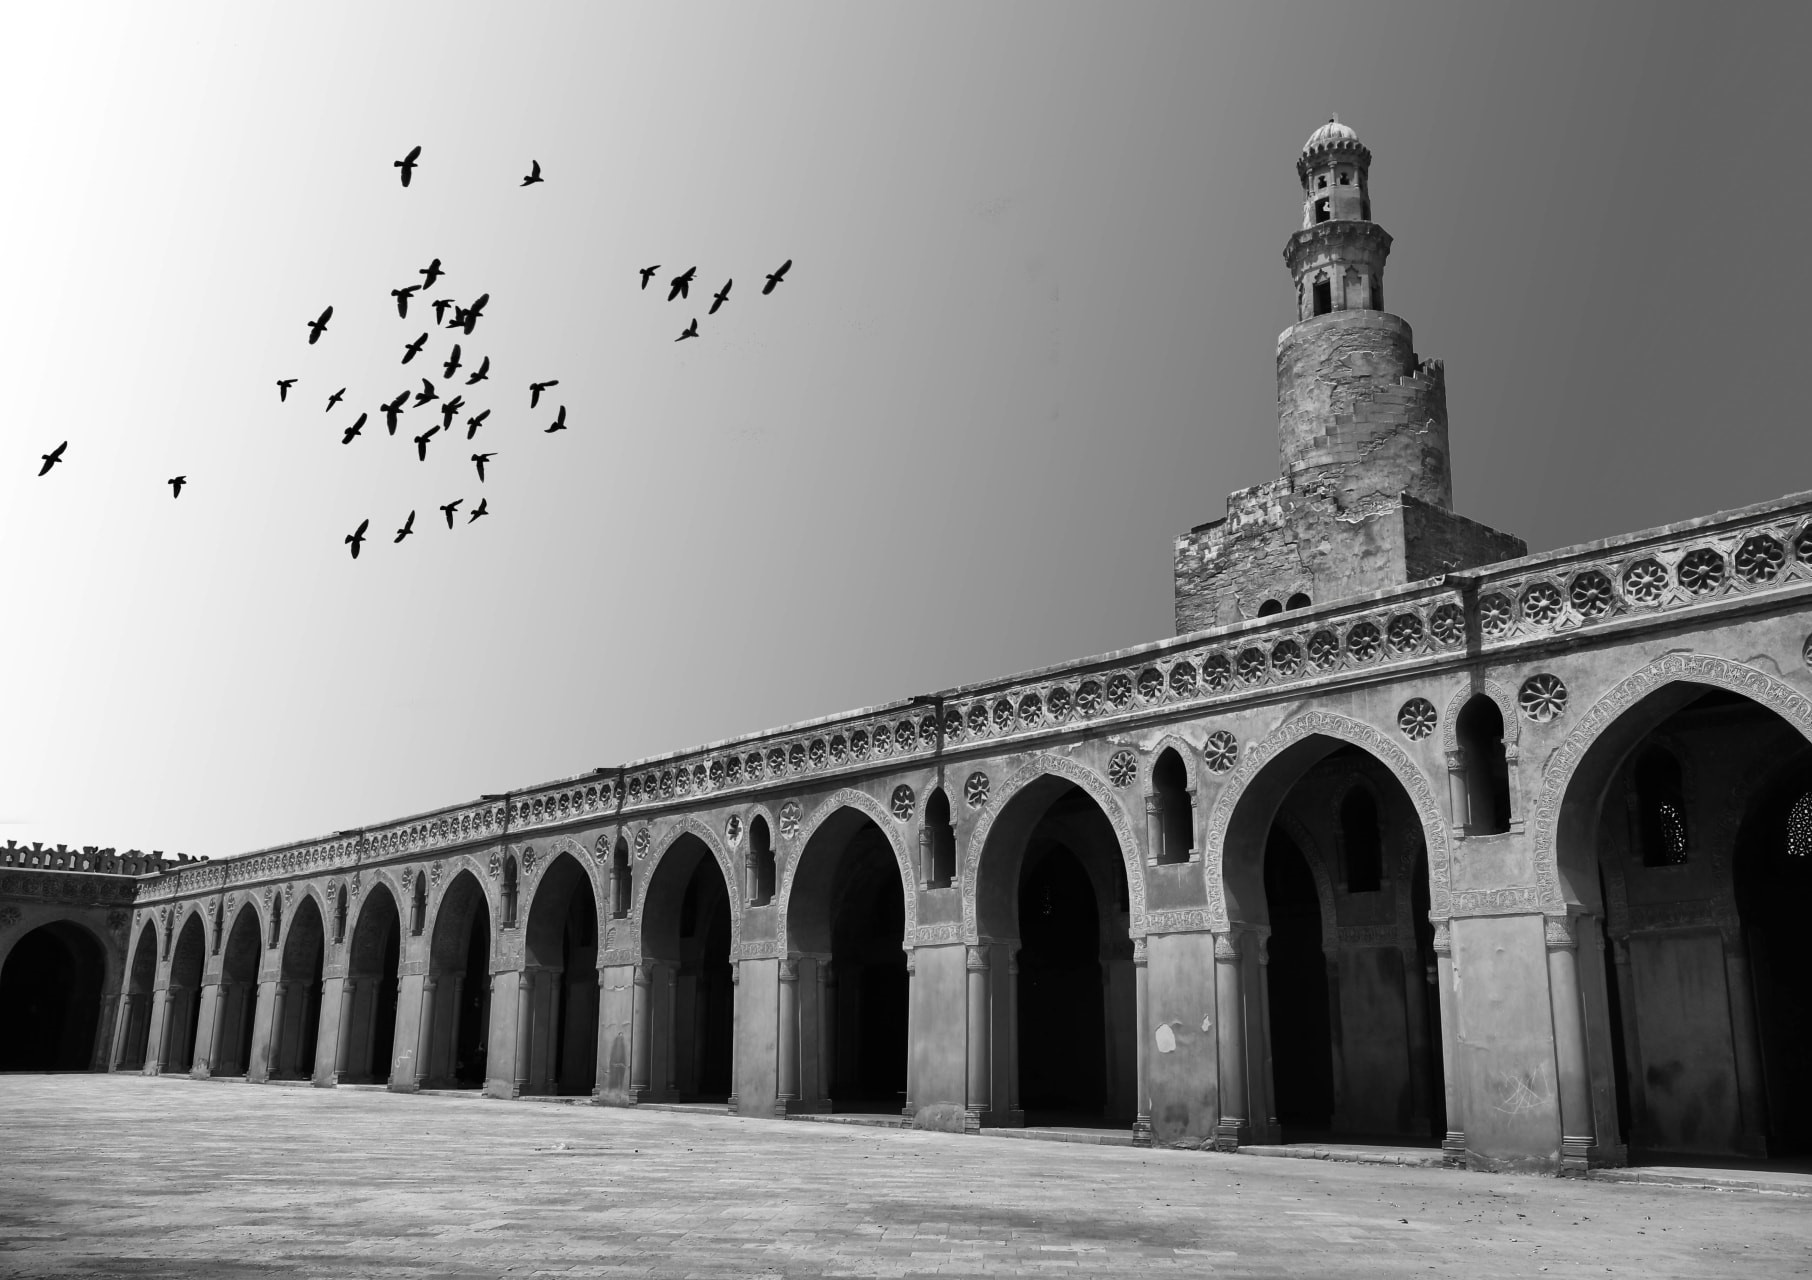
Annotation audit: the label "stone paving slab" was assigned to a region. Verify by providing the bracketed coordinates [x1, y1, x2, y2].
[0, 1074, 1808, 1278]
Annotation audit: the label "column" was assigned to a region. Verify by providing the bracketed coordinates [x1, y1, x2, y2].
[819, 961, 835, 1110]
[965, 945, 991, 1131]
[1722, 931, 1770, 1155]
[1005, 944, 1022, 1125]
[143, 987, 169, 1075]
[776, 958, 800, 1116]
[1433, 924, 1464, 1164]
[1132, 938, 1150, 1146]
[1400, 941, 1434, 1133]
[900, 952, 916, 1123]
[726, 962, 740, 1111]
[1609, 934, 1646, 1143]
[1325, 954, 1348, 1131]
[1546, 916, 1593, 1173]
[1145, 794, 1164, 865]
[413, 975, 437, 1090]
[260, 981, 286, 1082]
[630, 963, 652, 1098]
[663, 965, 679, 1100]
[1213, 931, 1247, 1149]
[445, 974, 465, 1085]
[1253, 931, 1279, 1143]
[191, 981, 222, 1078]
[332, 979, 357, 1083]
[1445, 751, 1469, 832]
[512, 970, 533, 1098]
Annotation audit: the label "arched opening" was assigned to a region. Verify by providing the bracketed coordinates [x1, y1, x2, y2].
[609, 837, 631, 919]
[1313, 199, 1331, 225]
[748, 819, 775, 905]
[1257, 598, 1284, 617]
[785, 810, 908, 1115]
[921, 789, 956, 887]
[501, 856, 519, 926]
[1456, 694, 1511, 835]
[520, 854, 598, 1096]
[339, 887, 400, 1084]
[1222, 738, 1444, 1146]
[975, 777, 1136, 1130]
[0, 921, 104, 1071]
[333, 886, 348, 944]
[424, 871, 492, 1089]
[272, 896, 325, 1080]
[1286, 592, 1312, 611]
[640, 836, 734, 1103]
[1557, 682, 1812, 1163]
[1151, 748, 1194, 865]
[213, 905, 264, 1076]
[268, 896, 282, 949]
[117, 922, 158, 1070]
[161, 914, 207, 1073]
[410, 873, 428, 936]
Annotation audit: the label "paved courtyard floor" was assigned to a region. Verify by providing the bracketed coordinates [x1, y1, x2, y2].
[0, 1075, 1807, 1278]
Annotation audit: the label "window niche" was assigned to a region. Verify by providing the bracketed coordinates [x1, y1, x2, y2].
[921, 789, 957, 888]
[1340, 787, 1383, 893]
[333, 886, 348, 943]
[1788, 790, 1812, 861]
[1150, 748, 1196, 865]
[1286, 592, 1312, 611]
[1456, 694, 1512, 835]
[1258, 598, 1284, 617]
[410, 873, 427, 935]
[268, 896, 283, 949]
[1633, 747, 1689, 867]
[610, 837, 632, 918]
[1312, 276, 1332, 315]
[747, 816, 776, 906]
[501, 855, 519, 927]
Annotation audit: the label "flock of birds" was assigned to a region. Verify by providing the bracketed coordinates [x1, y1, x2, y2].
[33, 143, 794, 564]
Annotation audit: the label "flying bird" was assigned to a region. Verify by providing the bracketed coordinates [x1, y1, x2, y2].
[465, 408, 491, 439]
[342, 412, 367, 444]
[545, 405, 568, 432]
[382, 391, 409, 434]
[306, 305, 333, 344]
[521, 159, 543, 187]
[413, 378, 438, 407]
[325, 387, 345, 412]
[440, 498, 463, 528]
[430, 297, 455, 325]
[458, 293, 488, 334]
[276, 378, 296, 402]
[391, 285, 419, 318]
[667, 267, 696, 301]
[346, 518, 369, 558]
[468, 497, 489, 523]
[394, 145, 421, 188]
[419, 258, 444, 291]
[439, 394, 465, 431]
[394, 510, 415, 543]
[709, 279, 732, 315]
[676, 318, 698, 341]
[528, 379, 559, 408]
[38, 441, 67, 475]
[449, 307, 469, 331]
[762, 259, 792, 294]
[465, 355, 490, 385]
[442, 344, 462, 379]
[167, 475, 186, 498]
[639, 265, 660, 290]
[402, 332, 428, 364]
[414, 425, 440, 461]
[472, 452, 494, 482]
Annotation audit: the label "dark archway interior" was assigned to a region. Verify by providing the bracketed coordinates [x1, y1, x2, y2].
[0, 922, 104, 1071]
[427, 873, 492, 1089]
[164, 915, 206, 1073]
[275, 898, 325, 1080]
[216, 907, 264, 1076]
[676, 854, 733, 1101]
[345, 890, 400, 1084]
[522, 856, 598, 1096]
[828, 835, 906, 1108]
[118, 923, 159, 1070]
[1264, 827, 1333, 1131]
[1457, 694, 1511, 835]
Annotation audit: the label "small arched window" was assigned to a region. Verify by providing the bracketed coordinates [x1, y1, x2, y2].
[410, 873, 428, 935]
[1316, 174, 1328, 190]
[1286, 592, 1312, 611]
[1456, 694, 1511, 835]
[212, 898, 225, 955]
[1341, 788, 1383, 893]
[748, 818, 775, 906]
[1314, 197, 1331, 224]
[1634, 747, 1689, 867]
[268, 897, 283, 949]
[1312, 276, 1332, 315]
[611, 837, 631, 919]
[1151, 749, 1194, 865]
[333, 886, 348, 943]
[501, 855, 519, 927]
[922, 789, 957, 888]
[1257, 598, 1284, 617]
[1785, 790, 1812, 860]
[1339, 169, 1352, 186]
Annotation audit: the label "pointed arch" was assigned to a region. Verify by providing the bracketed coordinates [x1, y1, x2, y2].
[780, 788, 919, 949]
[1273, 810, 1339, 952]
[622, 814, 742, 963]
[1139, 734, 1203, 794]
[1440, 678, 1520, 759]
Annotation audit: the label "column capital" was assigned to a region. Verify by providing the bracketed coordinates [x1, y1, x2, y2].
[1544, 915, 1578, 952]
[965, 945, 991, 972]
[1431, 922, 1451, 955]
[778, 957, 799, 983]
[1213, 932, 1241, 961]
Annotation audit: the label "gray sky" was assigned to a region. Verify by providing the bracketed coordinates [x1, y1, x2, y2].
[3, 1, 1808, 859]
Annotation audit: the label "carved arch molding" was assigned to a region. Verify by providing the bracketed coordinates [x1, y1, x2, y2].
[774, 787, 920, 957]
[611, 816, 741, 966]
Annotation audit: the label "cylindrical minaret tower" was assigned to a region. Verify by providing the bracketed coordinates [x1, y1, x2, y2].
[1276, 118, 1452, 514]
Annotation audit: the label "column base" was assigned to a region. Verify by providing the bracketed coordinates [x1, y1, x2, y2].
[1559, 1134, 1592, 1175]
[1132, 1115, 1153, 1148]
[773, 1096, 794, 1118]
[1211, 1118, 1249, 1152]
[1442, 1130, 1467, 1168]
[1588, 1142, 1627, 1169]
[964, 1107, 985, 1134]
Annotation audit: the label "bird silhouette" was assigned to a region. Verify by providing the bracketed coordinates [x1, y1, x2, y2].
[439, 394, 465, 431]
[546, 405, 568, 432]
[414, 425, 440, 461]
[325, 387, 345, 412]
[168, 475, 186, 498]
[450, 307, 469, 331]
[276, 378, 296, 402]
[38, 442, 67, 475]
[402, 332, 428, 364]
[465, 355, 490, 385]
[413, 378, 438, 407]
[342, 412, 367, 444]
[440, 498, 463, 528]
[394, 510, 415, 543]
[676, 318, 698, 341]
[468, 497, 489, 523]
[762, 259, 792, 294]
[382, 391, 409, 434]
[391, 285, 419, 318]
[442, 344, 462, 379]
[430, 297, 455, 325]
[394, 146, 421, 188]
[521, 159, 543, 187]
[709, 279, 732, 315]
[528, 379, 559, 408]
[465, 408, 491, 439]
[668, 267, 696, 301]
[419, 258, 444, 291]
[346, 518, 370, 558]
[472, 452, 494, 482]
[458, 293, 488, 335]
[639, 265, 660, 290]
[306, 305, 333, 344]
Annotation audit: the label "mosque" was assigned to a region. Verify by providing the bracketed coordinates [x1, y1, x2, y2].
[4, 120, 1809, 1174]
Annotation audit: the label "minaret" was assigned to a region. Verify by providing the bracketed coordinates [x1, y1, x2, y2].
[1172, 120, 1525, 633]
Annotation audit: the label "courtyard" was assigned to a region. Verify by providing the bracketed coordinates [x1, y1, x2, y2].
[0, 1076, 1805, 1278]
